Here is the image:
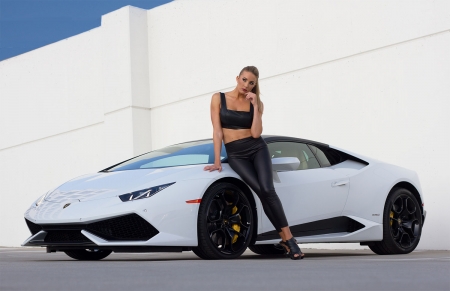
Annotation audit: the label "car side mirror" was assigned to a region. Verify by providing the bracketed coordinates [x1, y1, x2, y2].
[271, 157, 300, 172]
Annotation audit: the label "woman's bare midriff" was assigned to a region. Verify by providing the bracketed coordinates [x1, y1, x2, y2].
[222, 128, 252, 144]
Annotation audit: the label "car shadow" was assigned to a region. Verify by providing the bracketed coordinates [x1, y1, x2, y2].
[27, 250, 375, 262]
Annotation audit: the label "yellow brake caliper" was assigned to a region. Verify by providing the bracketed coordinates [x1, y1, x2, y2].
[231, 206, 240, 244]
[390, 211, 394, 226]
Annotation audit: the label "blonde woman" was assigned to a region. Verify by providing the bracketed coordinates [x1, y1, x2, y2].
[204, 66, 304, 260]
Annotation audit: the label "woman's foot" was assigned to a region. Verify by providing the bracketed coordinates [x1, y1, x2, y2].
[278, 237, 297, 254]
[280, 237, 304, 260]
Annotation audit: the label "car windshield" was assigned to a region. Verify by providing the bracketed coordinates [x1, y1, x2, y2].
[107, 139, 227, 171]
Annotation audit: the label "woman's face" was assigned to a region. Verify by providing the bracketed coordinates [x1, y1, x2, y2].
[236, 71, 257, 94]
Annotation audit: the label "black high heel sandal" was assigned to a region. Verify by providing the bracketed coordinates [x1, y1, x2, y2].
[281, 237, 304, 260]
[278, 237, 297, 254]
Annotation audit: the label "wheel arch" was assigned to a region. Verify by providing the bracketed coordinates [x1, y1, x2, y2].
[391, 182, 425, 225]
[206, 177, 259, 245]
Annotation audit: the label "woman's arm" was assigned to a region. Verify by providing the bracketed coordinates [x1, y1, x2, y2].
[250, 101, 263, 138]
[204, 93, 223, 172]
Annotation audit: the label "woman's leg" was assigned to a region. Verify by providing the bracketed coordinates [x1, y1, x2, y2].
[229, 151, 302, 258]
[252, 145, 289, 231]
[252, 145, 303, 258]
[228, 157, 282, 232]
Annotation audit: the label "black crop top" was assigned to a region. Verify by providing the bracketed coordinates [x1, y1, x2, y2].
[220, 92, 254, 129]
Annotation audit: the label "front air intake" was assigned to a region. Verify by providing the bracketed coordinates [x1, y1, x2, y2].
[25, 219, 42, 235]
[29, 213, 160, 243]
[85, 214, 159, 241]
[44, 230, 91, 243]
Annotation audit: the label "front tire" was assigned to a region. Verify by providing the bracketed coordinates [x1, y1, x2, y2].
[64, 249, 112, 260]
[369, 188, 423, 255]
[193, 183, 254, 260]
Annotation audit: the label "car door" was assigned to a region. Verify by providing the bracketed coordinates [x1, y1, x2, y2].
[260, 141, 351, 235]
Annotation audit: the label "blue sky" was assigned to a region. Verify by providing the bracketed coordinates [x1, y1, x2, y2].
[0, 0, 172, 61]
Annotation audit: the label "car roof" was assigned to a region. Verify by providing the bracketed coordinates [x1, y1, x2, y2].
[261, 135, 329, 148]
[175, 135, 329, 148]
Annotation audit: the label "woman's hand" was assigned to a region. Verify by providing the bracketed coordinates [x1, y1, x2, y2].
[204, 162, 222, 172]
[245, 92, 257, 106]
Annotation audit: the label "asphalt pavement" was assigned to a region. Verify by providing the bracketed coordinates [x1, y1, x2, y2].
[0, 247, 448, 291]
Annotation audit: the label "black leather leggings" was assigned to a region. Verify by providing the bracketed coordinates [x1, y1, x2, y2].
[225, 136, 288, 233]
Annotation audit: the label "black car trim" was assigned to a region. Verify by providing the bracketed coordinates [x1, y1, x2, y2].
[25, 213, 159, 244]
[256, 216, 365, 241]
[46, 246, 192, 253]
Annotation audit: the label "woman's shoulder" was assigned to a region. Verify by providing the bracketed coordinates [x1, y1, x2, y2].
[212, 92, 225, 101]
[211, 92, 222, 108]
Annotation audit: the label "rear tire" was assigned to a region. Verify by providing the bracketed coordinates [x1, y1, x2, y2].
[248, 244, 285, 255]
[369, 188, 423, 255]
[64, 249, 112, 260]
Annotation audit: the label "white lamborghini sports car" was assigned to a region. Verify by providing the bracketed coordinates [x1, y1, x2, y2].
[23, 135, 426, 260]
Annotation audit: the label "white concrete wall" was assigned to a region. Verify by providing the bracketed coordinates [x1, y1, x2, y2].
[147, 0, 450, 250]
[1, 0, 449, 249]
[0, 6, 151, 247]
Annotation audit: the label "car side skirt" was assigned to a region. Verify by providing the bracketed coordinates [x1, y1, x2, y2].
[254, 215, 382, 245]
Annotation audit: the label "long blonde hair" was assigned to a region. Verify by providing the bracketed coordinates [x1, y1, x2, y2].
[239, 66, 264, 114]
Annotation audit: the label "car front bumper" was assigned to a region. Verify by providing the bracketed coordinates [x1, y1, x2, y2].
[23, 179, 213, 247]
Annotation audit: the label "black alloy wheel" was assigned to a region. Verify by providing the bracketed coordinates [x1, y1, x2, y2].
[193, 183, 254, 260]
[64, 249, 112, 260]
[368, 188, 422, 255]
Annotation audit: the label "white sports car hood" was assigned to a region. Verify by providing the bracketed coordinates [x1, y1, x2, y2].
[45, 165, 204, 202]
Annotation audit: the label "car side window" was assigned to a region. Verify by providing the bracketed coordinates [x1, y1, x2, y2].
[267, 142, 320, 170]
[308, 145, 331, 167]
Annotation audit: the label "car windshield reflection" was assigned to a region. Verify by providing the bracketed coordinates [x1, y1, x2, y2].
[107, 139, 227, 171]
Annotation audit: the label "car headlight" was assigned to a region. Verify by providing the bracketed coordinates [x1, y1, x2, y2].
[119, 182, 176, 202]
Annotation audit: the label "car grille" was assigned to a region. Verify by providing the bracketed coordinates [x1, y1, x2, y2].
[26, 214, 159, 243]
[85, 213, 159, 241]
[44, 230, 90, 243]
